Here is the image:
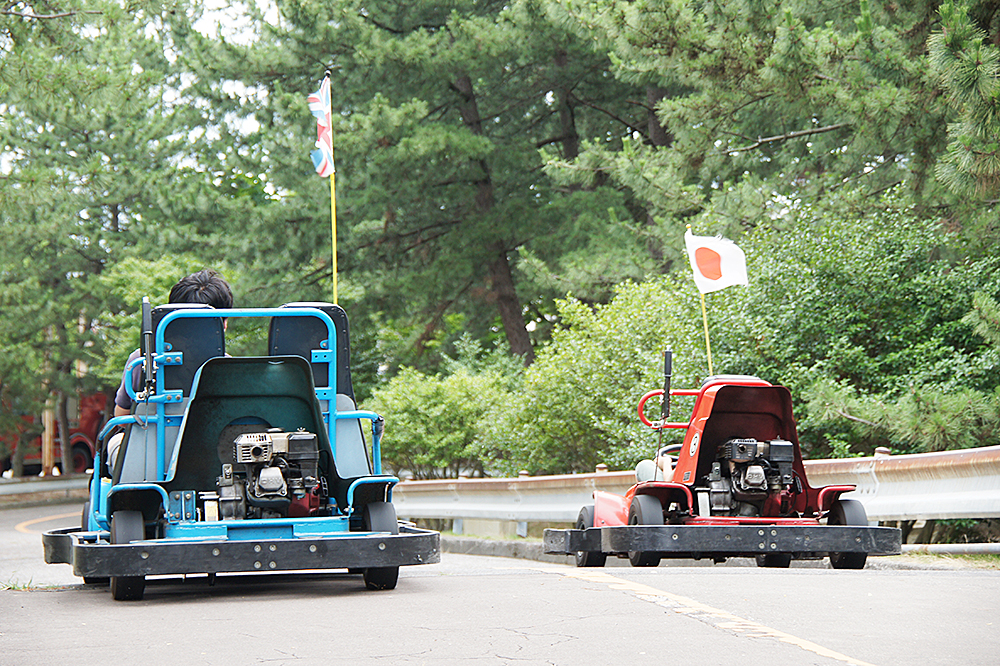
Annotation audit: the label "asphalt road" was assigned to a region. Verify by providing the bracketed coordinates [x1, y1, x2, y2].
[1, 502, 998, 666]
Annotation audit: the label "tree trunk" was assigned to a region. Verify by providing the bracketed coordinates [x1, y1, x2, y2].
[56, 391, 72, 475]
[646, 86, 672, 148]
[554, 51, 580, 161]
[488, 243, 535, 364]
[453, 73, 535, 364]
[11, 429, 31, 477]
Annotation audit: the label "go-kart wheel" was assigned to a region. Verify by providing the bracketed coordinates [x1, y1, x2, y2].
[80, 502, 109, 586]
[828, 499, 868, 570]
[755, 553, 792, 568]
[362, 501, 400, 590]
[628, 494, 663, 567]
[110, 510, 146, 601]
[574, 505, 606, 568]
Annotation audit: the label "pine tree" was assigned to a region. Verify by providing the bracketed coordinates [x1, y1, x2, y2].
[929, 1, 1000, 199]
[0, 2, 243, 461]
[550, 0, 956, 236]
[188, 0, 657, 369]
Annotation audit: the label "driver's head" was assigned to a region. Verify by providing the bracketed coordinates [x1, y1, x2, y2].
[169, 270, 234, 310]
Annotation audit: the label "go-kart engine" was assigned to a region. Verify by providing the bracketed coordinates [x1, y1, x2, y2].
[706, 438, 797, 516]
[216, 429, 323, 520]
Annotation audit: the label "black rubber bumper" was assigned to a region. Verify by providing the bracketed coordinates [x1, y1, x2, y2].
[543, 524, 901, 558]
[44, 525, 440, 578]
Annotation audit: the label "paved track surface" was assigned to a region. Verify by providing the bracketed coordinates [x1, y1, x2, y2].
[2, 502, 998, 666]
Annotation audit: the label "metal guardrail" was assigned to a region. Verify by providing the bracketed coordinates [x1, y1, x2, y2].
[805, 446, 1000, 521]
[0, 476, 89, 496]
[5, 446, 1000, 526]
[392, 446, 1000, 524]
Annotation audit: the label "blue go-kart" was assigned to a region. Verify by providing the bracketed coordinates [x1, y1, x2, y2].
[43, 299, 439, 600]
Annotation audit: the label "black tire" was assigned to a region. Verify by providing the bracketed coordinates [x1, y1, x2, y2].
[628, 494, 663, 567]
[80, 502, 109, 586]
[110, 510, 146, 600]
[755, 553, 793, 568]
[362, 501, 399, 590]
[574, 505, 606, 568]
[71, 444, 92, 474]
[828, 499, 868, 570]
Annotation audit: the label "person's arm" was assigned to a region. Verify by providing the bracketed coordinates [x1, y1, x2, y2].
[114, 348, 142, 417]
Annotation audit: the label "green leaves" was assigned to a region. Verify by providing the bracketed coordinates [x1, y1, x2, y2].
[929, 2, 1000, 198]
[366, 365, 510, 478]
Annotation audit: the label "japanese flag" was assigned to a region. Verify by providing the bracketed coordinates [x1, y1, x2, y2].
[684, 229, 748, 294]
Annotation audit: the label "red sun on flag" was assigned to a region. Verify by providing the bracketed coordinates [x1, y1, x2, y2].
[694, 247, 723, 281]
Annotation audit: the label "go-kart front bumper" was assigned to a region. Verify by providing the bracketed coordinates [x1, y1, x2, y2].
[544, 524, 901, 559]
[44, 524, 440, 578]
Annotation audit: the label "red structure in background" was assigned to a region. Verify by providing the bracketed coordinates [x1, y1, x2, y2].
[1, 392, 107, 476]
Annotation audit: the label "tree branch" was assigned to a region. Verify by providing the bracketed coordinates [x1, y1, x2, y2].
[1, 10, 103, 19]
[726, 123, 850, 153]
[835, 409, 881, 429]
[574, 97, 646, 140]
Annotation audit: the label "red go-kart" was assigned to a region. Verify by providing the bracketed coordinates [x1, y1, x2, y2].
[544, 353, 901, 568]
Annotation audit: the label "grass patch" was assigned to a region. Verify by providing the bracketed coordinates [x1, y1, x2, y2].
[1, 577, 35, 591]
[892, 553, 1000, 569]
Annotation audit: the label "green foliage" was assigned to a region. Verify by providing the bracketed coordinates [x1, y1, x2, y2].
[481, 278, 707, 475]
[552, 0, 951, 219]
[964, 291, 1000, 347]
[929, 1, 1000, 199]
[197, 0, 658, 369]
[717, 193, 1000, 394]
[365, 365, 510, 479]
[7, 0, 1000, 477]
[476, 194, 1000, 471]
[706, 190, 1000, 455]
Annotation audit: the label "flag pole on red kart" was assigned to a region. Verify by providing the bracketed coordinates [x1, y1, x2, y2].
[308, 71, 338, 304]
[684, 226, 749, 376]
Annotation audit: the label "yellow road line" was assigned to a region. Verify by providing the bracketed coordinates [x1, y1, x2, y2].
[15, 512, 80, 534]
[538, 567, 878, 666]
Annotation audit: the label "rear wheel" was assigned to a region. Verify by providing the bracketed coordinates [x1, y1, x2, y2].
[628, 495, 663, 567]
[755, 553, 792, 568]
[81, 502, 109, 586]
[574, 505, 606, 568]
[362, 501, 399, 590]
[829, 499, 868, 570]
[110, 510, 146, 601]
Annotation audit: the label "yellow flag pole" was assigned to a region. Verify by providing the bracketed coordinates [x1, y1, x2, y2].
[700, 292, 713, 376]
[330, 171, 337, 305]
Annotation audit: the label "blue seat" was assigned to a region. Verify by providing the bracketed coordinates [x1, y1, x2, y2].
[113, 304, 225, 484]
[268, 303, 376, 507]
[151, 303, 225, 395]
[267, 302, 354, 400]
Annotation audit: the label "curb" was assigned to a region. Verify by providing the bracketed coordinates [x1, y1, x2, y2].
[441, 536, 575, 565]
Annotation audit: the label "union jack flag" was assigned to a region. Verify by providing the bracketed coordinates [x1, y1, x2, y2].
[307, 75, 335, 178]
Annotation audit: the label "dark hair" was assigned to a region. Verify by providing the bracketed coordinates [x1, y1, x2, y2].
[169, 270, 234, 309]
